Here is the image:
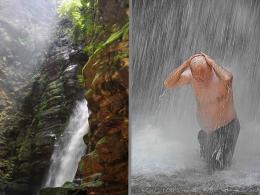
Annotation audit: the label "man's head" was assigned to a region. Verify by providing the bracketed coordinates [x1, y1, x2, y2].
[190, 55, 212, 82]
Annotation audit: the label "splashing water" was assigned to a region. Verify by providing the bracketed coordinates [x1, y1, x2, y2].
[131, 0, 260, 193]
[44, 99, 89, 187]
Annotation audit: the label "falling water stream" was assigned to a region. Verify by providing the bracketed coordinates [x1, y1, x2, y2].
[131, 0, 260, 194]
[44, 99, 89, 187]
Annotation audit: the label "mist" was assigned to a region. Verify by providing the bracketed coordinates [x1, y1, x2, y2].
[131, 0, 260, 191]
[0, 0, 59, 105]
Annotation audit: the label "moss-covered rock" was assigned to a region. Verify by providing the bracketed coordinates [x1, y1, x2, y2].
[39, 187, 86, 195]
[0, 18, 87, 193]
[78, 1, 129, 192]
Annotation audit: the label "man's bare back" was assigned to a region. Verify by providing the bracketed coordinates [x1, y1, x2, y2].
[164, 53, 236, 132]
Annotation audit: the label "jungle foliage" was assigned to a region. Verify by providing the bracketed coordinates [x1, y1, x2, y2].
[58, 0, 105, 55]
[58, 0, 128, 56]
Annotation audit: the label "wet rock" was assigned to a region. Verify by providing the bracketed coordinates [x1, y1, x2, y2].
[4, 182, 31, 195]
[79, 15, 129, 193]
[98, 0, 128, 25]
[0, 18, 87, 193]
[81, 151, 104, 176]
[39, 187, 86, 195]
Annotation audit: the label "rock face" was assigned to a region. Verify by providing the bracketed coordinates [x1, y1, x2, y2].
[0, 19, 87, 195]
[1, 0, 128, 194]
[21, 19, 87, 190]
[0, 0, 56, 107]
[78, 1, 129, 193]
[40, 187, 86, 195]
[0, 0, 57, 193]
[98, 0, 128, 25]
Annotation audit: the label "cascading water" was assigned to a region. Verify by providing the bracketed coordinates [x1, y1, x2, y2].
[44, 99, 89, 187]
[131, 0, 260, 193]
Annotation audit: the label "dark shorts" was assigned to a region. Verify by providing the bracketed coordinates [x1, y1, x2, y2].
[197, 118, 240, 172]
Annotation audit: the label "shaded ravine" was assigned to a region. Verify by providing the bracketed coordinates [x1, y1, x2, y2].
[131, 0, 260, 194]
[44, 99, 89, 187]
[1, 0, 129, 194]
[0, 0, 61, 194]
[0, 16, 87, 195]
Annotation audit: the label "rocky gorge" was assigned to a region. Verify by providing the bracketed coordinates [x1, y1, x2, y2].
[0, 17, 87, 194]
[0, 0, 128, 195]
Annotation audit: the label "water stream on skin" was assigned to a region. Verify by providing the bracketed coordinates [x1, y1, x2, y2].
[131, 0, 260, 193]
[44, 99, 89, 187]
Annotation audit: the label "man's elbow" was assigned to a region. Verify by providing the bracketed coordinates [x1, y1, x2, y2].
[223, 74, 233, 82]
[164, 80, 172, 89]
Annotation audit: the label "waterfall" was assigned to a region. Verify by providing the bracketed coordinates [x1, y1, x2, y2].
[131, 0, 260, 192]
[44, 99, 89, 187]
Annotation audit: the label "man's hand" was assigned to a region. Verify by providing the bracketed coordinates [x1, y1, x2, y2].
[200, 52, 233, 82]
[164, 53, 202, 89]
[190, 53, 204, 60]
[182, 53, 203, 69]
[200, 52, 214, 67]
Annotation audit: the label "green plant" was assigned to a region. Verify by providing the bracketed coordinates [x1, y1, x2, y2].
[58, 0, 104, 43]
[82, 22, 129, 75]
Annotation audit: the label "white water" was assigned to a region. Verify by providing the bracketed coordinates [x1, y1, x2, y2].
[131, 0, 260, 193]
[44, 99, 89, 187]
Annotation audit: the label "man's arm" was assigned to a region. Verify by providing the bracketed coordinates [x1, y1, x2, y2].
[164, 54, 200, 89]
[164, 60, 190, 89]
[164, 68, 191, 89]
[201, 53, 233, 82]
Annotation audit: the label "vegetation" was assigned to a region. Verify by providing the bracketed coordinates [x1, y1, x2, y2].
[58, 0, 105, 55]
[82, 22, 129, 76]
[58, 0, 128, 54]
[58, 0, 129, 88]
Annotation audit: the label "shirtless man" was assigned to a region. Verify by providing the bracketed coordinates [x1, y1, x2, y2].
[164, 53, 240, 172]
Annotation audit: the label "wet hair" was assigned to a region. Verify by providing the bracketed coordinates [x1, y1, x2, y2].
[190, 56, 209, 71]
[190, 56, 212, 81]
